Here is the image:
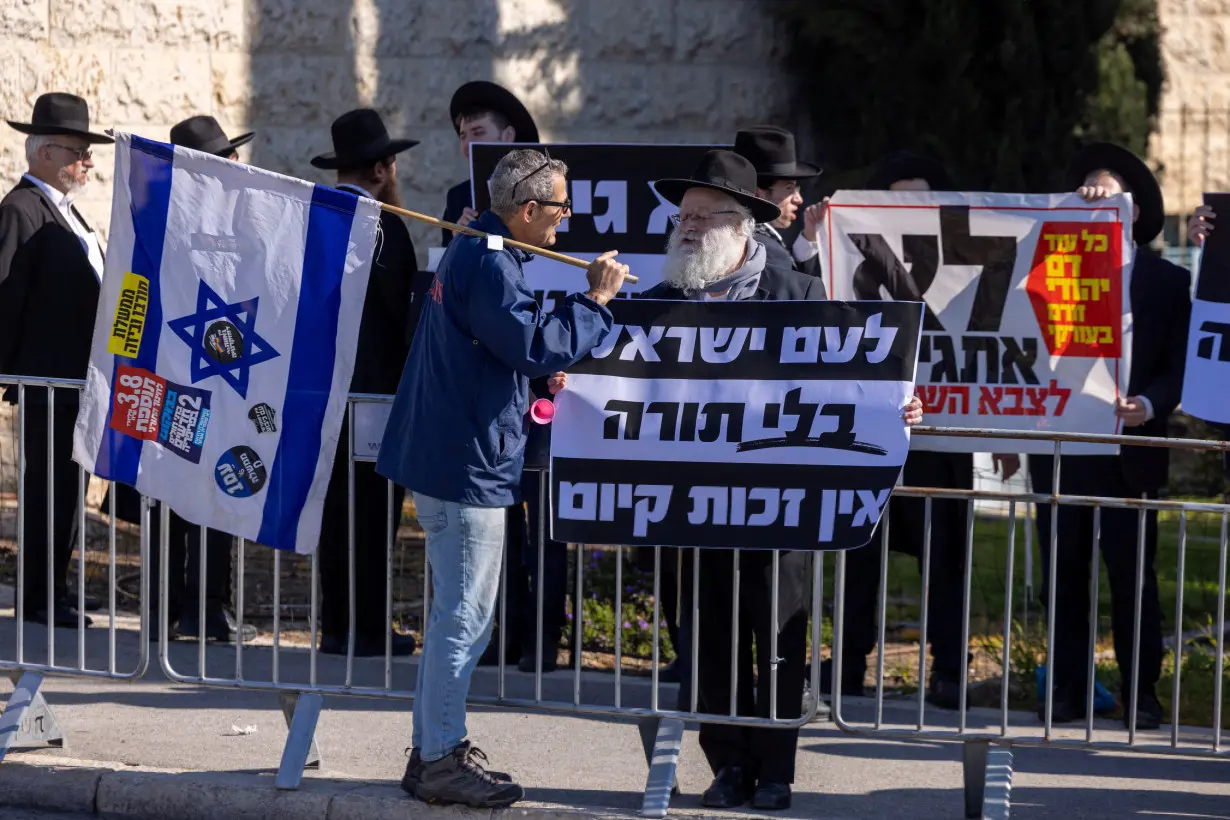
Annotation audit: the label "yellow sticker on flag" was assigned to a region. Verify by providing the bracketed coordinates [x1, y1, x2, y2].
[106, 273, 151, 358]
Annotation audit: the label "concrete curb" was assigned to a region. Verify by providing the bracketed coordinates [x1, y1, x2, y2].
[0, 755, 646, 820]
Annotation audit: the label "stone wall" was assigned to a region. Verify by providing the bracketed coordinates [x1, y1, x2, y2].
[0, 0, 795, 260]
[0, 0, 794, 496]
[1154, 0, 1230, 217]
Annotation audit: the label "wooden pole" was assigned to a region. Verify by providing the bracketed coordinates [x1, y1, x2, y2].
[380, 203, 639, 284]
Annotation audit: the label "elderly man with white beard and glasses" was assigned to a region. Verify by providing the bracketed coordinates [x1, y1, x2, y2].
[554, 150, 923, 811]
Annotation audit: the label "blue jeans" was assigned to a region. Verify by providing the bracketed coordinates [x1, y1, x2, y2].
[411, 493, 506, 761]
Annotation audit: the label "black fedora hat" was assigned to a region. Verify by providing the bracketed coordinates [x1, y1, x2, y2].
[170, 115, 254, 157]
[734, 125, 820, 181]
[866, 150, 952, 191]
[7, 92, 113, 144]
[1065, 142, 1164, 246]
[310, 109, 418, 170]
[653, 150, 782, 224]
[449, 81, 539, 144]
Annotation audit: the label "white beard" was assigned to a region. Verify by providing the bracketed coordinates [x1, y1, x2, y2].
[57, 167, 85, 198]
[661, 225, 747, 292]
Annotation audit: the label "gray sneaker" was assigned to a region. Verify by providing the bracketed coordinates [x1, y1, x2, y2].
[412, 742, 523, 808]
[402, 746, 512, 798]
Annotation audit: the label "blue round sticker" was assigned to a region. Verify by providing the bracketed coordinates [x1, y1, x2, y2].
[215, 445, 267, 497]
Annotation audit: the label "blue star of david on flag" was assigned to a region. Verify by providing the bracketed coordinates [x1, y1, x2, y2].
[168, 280, 280, 398]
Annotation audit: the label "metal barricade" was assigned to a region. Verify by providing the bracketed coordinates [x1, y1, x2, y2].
[829, 426, 1230, 819]
[153, 392, 825, 813]
[0, 375, 151, 764]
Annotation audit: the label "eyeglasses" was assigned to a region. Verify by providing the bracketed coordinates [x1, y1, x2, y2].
[47, 144, 92, 162]
[525, 197, 572, 213]
[669, 210, 739, 227]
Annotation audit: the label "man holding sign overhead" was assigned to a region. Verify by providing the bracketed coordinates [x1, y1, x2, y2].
[378, 148, 629, 808]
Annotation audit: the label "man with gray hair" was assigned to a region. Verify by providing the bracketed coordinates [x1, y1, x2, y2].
[0, 92, 111, 628]
[378, 148, 629, 808]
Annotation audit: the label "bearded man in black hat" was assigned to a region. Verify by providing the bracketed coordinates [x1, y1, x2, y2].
[309, 108, 422, 657]
[0, 92, 111, 628]
[734, 125, 826, 288]
[440, 81, 538, 244]
[101, 114, 261, 643]
[555, 151, 922, 810]
[1020, 143, 1191, 730]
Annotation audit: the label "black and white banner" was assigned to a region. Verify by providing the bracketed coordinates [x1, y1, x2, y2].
[464, 142, 723, 304]
[550, 299, 923, 551]
[823, 191, 1133, 454]
[1182, 192, 1230, 425]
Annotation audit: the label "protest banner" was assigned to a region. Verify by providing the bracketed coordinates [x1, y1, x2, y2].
[1182, 192, 1230, 426]
[823, 191, 1133, 453]
[74, 133, 380, 553]
[550, 299, 922, 551]
[463, 142, 723, 302]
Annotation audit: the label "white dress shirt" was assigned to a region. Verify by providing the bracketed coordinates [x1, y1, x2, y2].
[23, 173, 104, 280]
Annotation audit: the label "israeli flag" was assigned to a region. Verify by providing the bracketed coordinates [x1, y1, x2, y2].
[73, 133, 381, 553]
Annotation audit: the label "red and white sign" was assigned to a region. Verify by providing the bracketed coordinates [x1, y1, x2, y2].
[822, 191, 1133, 454]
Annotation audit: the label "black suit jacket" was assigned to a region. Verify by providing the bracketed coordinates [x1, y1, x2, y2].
[0, 177, 101, 404]
[754, 223, 827, 296]
[440, 180, 471, 246]
[350, 207, 423, 395]
[1118, 250, 1193, 493]
[642, 262, 827, 303]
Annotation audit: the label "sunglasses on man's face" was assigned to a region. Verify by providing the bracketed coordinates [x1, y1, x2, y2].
[48, 143, 92, 162]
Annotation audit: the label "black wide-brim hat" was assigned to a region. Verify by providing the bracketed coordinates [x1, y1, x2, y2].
[7, 92, 113, 144]
[1065, 142, 1164, 246]
[311, 108, 418, 170]
[654, 150, 782, 224]
[449, 81, 539, 144]
[866, 150, 952, 191]
[735, 125, 820, 180]
[170, 115, 253, 157]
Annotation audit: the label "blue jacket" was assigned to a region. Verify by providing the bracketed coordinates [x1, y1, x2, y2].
[377, 211, 613, 506]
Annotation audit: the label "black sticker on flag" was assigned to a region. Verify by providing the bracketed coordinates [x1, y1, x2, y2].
[248, 403, 278, 433]
[204, 320, 244, 364]
[215, 445, 267, 498]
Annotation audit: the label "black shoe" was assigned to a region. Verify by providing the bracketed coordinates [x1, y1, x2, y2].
[1123, 690, 1163, 731]
[1037, 689, 1087, 724]
[518, 642, 559, 674]
[179, 605, 256, 643]
[403, 746, 511, 797]
[414, 742, 523, 808]
[752, 781, 792, 810]
[702, 765, 752, 809]
[79, 594, 102, 612]
[30, 602, 92, 629]
[925, 675, 963, 711]
[478, 638, 521, 667]
[819, 658, 865, 697]
[318, 632, 416, 657]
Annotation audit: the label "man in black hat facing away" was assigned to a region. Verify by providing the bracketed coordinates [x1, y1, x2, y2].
[310, 108, 421, 657]
[733, 125, 826, 288]
[441, 81, 538, 244]
[103, 114, 260, 643]
[1023, 143, 1191, 730]
[1, 92, 111, 628]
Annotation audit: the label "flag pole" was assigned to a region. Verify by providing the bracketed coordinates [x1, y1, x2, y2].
[379, 203, 639, 285]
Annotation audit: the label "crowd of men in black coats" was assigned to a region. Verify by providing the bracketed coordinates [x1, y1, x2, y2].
[0, 79, 1195, 810]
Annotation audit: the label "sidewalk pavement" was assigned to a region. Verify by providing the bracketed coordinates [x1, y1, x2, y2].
[3, 616, 1230, 818]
